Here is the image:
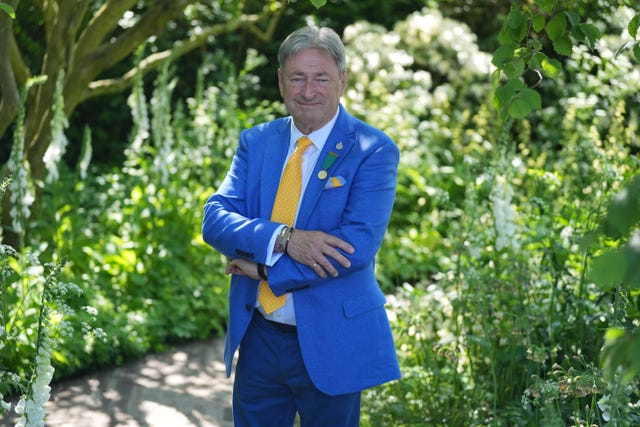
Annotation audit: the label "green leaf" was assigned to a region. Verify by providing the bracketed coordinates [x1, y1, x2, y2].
[540, 57, 562, 78]
[634, 43, 640, 62]
[565, 11, 580, 28]
[507, 10, 527, 29]
[520, 87, 541, 110]
[503, 58, 525, 79]
[492, 44, 516, 67]
[590, 250, 627, 290]
[629, 14, 639, 39]
[508, 97, 532, 119]
[605, 327, 625, 341]
[528, 51, 546, 68]
[624, 241, 640, 289]
[546, 14, 567, 41]
[494, 79, 525, 118]
[603, 175, 640, 238]
[553, 36, 573, 56]
[0, 3, 15, 19]
[578, 23, 601, 50]
[536, 0, 554, 13]
[532, 15, 546, 32]
[309, 0, 327, 8]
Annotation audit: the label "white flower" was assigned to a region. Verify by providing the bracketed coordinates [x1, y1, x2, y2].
[491, 174, 518, 251]
[597, 394, 611, 421]
[83, 305, 99, 316]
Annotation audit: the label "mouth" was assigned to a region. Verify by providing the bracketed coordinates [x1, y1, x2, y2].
[296, 98, 321, 107]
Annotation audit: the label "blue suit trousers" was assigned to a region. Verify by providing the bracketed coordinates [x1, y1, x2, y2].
[232, 311, 361, 427]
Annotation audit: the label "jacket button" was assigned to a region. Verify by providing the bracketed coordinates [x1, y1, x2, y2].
[245, 304, 253, 312]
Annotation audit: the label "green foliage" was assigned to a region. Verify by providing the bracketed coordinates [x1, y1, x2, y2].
[3, 2, 639, 425]
[0, 244, 87, 417]
[350, 5, 640, 426]
[0, 2, 14, 19]
[492, 1, 606, 120]
[9, 49, 279, 378]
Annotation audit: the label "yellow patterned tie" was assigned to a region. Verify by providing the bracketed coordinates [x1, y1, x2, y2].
[258, 136, 313, 313]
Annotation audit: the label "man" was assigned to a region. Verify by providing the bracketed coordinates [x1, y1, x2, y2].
[202, 26, 400, 427]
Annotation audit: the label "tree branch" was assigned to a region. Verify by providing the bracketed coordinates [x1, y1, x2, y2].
[73, 0, 139, 60]
[83, 18, 247, 100]
[10, 27, 30, 86]
[84, 0, 194, 73]
[80, 6, 280, 103]
[245, 2, 284, 42]
[64, 0, 194, 112]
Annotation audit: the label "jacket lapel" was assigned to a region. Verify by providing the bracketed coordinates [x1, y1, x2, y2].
[297, 107, 355, 228]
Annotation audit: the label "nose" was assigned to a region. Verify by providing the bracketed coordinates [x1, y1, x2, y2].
[301, 80, 316, 98]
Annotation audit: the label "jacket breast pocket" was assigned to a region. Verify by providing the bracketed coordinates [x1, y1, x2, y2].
[343, 291, 387, 318]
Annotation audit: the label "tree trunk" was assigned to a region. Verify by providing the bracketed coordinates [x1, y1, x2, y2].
[0, 0, 283, 247]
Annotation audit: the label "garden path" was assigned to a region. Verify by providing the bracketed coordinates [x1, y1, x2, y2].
[28, 337, 232, 427]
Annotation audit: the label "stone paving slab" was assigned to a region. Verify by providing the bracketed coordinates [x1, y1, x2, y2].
[2, 338, 233, 427]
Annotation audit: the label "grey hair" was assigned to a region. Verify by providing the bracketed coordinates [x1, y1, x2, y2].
[278, 26, 346, 75]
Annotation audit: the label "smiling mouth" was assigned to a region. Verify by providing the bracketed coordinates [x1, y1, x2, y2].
[297, 100, 320, 107]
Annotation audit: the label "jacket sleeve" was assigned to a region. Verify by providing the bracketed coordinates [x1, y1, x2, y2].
[201, 131, 280, 264]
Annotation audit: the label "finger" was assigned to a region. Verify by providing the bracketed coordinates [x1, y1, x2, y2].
[322, 246, 351, 268]
[325, 236, 355, 254]
[310, 260, 328, 278]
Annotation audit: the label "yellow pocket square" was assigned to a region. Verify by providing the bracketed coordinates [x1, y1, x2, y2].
[324, 176, 346, 189]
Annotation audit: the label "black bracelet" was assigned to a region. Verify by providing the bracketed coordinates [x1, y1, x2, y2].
[284, 228, 294, 254]
[257, 263, 268, 281]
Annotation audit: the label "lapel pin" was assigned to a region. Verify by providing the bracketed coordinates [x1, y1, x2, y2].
[321, 151, 338, 170]
[336, 142, 343, 150]
[318, 170, 328, 180]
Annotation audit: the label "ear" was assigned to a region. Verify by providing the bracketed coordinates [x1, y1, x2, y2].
[339, 71, 348, 95]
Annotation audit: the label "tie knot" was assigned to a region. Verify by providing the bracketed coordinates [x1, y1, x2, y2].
[296, 136, 313, 153]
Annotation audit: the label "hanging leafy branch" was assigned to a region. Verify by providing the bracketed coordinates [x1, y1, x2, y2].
[491, 1, 604, 119]
[491, 0, 640, 382]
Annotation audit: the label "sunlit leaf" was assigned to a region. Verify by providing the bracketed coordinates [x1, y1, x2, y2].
[605, 327, 625, 341]
[541, 57, 562, 78]
[0, 3, 15, 19]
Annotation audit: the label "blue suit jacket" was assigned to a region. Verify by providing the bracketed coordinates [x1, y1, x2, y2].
[202, 105, 401, 395]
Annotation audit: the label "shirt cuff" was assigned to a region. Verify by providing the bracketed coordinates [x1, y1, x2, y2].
[265, 225, 286, 266]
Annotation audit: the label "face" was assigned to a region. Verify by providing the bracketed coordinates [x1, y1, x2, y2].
[278, 49, 347, 134]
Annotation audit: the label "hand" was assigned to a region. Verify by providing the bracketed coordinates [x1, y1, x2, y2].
[286, 229, 354, 278]
[226, 258, 261, 280]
